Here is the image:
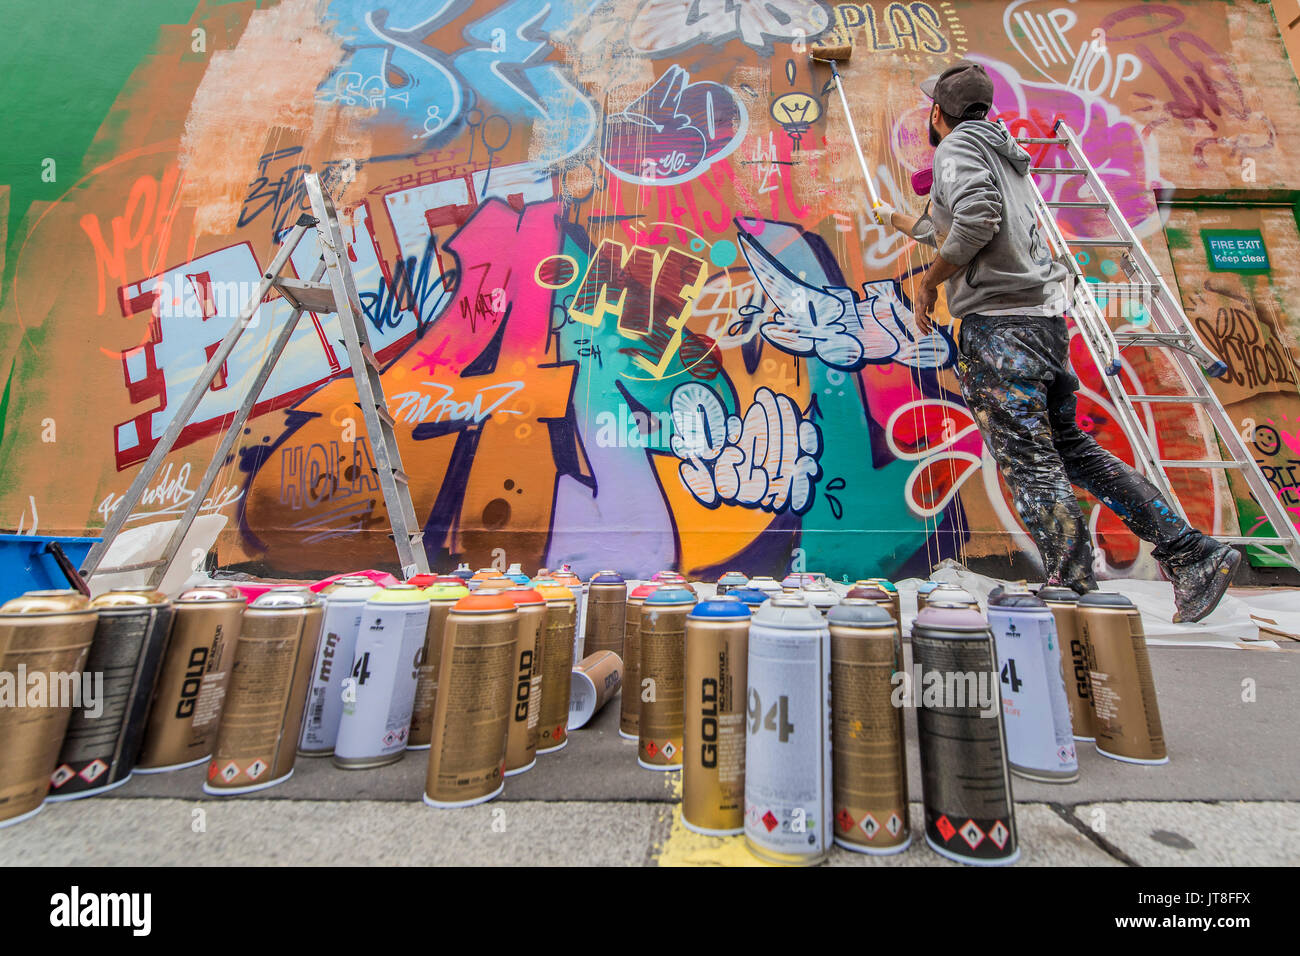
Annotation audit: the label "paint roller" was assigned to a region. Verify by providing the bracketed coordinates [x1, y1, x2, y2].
[809, 42, 885, 220]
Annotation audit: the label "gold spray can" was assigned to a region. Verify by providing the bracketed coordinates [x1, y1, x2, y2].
[0, 591, 97, 828]
[408, 584, 469, 749]
[683, 599, 749, 835]
[424, 593, 518, 807]
[569, 650, 623, 729]
[828, 599, 910, 854]
[1079, 591, 1167, 764]
[583, 571, 627, 657]
[204, 588, 322, 794]
[534, 583, 576, 753]
[504, 587, 545, 774]
[1039, 586, 1096, 742]
[619, 583, 659, 740]
[136, 585, 244, 773]
[855, 579, 901, 625]
[638, 586, 697, 770]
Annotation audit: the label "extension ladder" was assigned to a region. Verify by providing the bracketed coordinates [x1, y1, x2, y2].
[1012, 119, 1300, 569]
[80, 173, 430, 585]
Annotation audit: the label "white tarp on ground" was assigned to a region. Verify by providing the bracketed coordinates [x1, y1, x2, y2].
[892, 562, 1279, 650]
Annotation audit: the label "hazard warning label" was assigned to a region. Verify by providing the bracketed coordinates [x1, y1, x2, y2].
[859, 813, 880, 839]
[960, 819, 985, 849]
[935, 815, 956, 841]
[836, 808, 855, 832]
[79, 759, 108, 783]
[762, 810, 779, 832]
[245, 759, 268, 780]
[989, 820, 1010, 850]
[661, 741, 676, 760]
[50, 765, 75, 788]
[887, 812, 903, 837]
[220, 761, 240, 783]
[644, 741, 659, 757]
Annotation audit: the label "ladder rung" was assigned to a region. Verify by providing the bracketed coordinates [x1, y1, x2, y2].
[391, 468, 410, 486]
[1219, 536, 1294, 547]
[374, 403, 396, 428]
[361, 347, 381, 372]
[274, 278, 338, 314]
[87, 558, 171, 574]
[1158, 460, 1241, 469]
[1031, 166, 1086, 175]
[1127, 394, 1211, 404]
[1069, 238, 1133, 247]
[1046, 200, 1109, 208]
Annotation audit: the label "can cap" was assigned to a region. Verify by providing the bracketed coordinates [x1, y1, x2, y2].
[1037, 586, 1081, 604]
[914, 605, 988, 631]
[751, 596, 825, 628]
[689, 598, 751, 619]
[926, 584, 978, 608]
[369, 584, 433, 604]
[404, 573, 440, 588]
[717, 571, 749, 583]
[453, 592, 517, 612]
[91, 588, 168, 608]
[534, 583, 576, 603]
[645, 586, 697, 605]
[747, 576, 783, 592]
[506, 573, 532, 584]
[1078, 590, 1134, 609]
[650, 570, 684, 581]
[988, 581, 1045, 609]
[324, 581, 382, 601]
[629, 583, 661, 600]
[589, 571, 625, 584]
[847, 585, 890, 602]
[251, 587, 322, 609]
[827, 599, 895, 626]
[423, 584, 470, 601]
[504, 587, 545, 606]
[726, 587, 769, 608]
[858, 577, 898, 593]
[1, 590, 92, 613]
[176, 585, 246, 604]
[917, 581, 939, 595]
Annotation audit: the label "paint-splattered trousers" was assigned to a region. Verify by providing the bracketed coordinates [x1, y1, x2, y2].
[956, 314, 1216, 591]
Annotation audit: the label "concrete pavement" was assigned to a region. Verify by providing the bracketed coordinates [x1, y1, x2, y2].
[2, 645, 1296, 866]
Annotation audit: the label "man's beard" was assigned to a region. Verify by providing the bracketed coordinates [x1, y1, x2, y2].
[928, 117, 942, 148]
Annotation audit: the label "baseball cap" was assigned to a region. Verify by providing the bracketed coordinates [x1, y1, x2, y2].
[920, 60, 994, 117]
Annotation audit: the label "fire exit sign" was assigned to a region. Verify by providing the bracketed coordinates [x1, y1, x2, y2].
[1203, 229, 1270, 272]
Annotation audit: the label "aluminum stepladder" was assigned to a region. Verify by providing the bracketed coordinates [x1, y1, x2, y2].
[1009, 118, 1300, 569]
[80, 173, 430, 585]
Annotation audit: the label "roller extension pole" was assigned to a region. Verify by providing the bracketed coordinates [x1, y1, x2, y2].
[820, 57, 883, 214]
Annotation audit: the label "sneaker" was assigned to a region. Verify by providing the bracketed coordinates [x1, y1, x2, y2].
[1168, 544, 1242, 624]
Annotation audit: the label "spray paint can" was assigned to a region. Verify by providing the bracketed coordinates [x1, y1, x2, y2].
[136, 586, 243, 773]
[407, 584, 469, 750]
[404, 574, 439, 588]
[683, 598, 750, 836]
[0, 591, 97, 828]
[847, 584, 891, 606]
[569, 650, 623, 730]
[781, 573, 815, 591]
[988, 583, 1077, 783]
[917, 581, 939, 612]
[651, 570, 686, 584]
[47, 589, 173, 800]
[552, 570, 587, 663]
[583, 571, 626, 658]
[1039, 587, 1095, 742]
[204, 588, 322, 794]
[638, 587, 697, 770]
[715, 571, 749, 596]
[424, 593, 518, 807]
[535, 583, 577, 754]
[856, 579, 900, 625]
[452, 563, 473, 581]
[828, 599, 910, 854]
[800, 583, 840, 617]
[927, 583, 979, 609]
[747, 576, 783, 598]
[505, 563, 530, 584]
[1078, 591, 1167, 765]
[504, 587, 545, 774]
[619, 583, 659, 741]
[744, 596, 833, 865]
[333, 584, 431, 768]
[912, 604, 1018, 865]
[298, 581, 380, 756]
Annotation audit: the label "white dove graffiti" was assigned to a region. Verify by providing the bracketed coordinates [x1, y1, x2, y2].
[737, 232, 954, 370]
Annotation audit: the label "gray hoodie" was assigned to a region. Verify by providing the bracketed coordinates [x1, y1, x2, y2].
[915, 120, 1068, 320]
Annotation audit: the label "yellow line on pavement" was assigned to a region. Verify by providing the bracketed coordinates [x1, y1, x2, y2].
[652, 773, 768, 867]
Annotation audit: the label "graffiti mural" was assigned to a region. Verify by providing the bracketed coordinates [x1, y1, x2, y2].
[3, 0, 1300, 582]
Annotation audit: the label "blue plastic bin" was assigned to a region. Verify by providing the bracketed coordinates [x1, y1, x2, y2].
[0, 535, 101, 604]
